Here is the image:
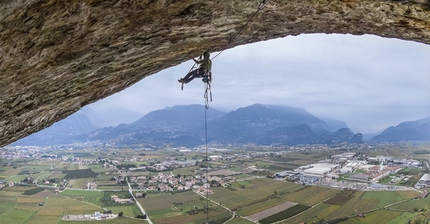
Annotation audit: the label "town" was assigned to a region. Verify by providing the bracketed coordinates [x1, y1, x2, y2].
[1, 141, 430, 223]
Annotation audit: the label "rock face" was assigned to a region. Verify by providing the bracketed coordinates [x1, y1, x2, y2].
[0, 0, 429, 147]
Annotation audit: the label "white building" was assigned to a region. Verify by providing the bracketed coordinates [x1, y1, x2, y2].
[415, 173, 430, 189]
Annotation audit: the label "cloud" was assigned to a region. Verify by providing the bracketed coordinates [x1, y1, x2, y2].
[87, 34, 430, 134]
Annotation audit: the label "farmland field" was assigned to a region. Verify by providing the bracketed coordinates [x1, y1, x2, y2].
[104, 204, 143, 218]
[245, 201, 297, 222]
[326, 191, 366, 220]
[325, 190, 357, 206]
[209, 179, 336, 217]
[38, 194, 101, 215]
[61, 189, 101, 197]
[390, 193, 430, 211]
[139, 191, 230, 223]
[361, 191, 407, 208]
[259, 204, 311, 224]
[280, 185, 338, 205]
[353, 209, 402, 224]
[22, 187, 45, 195]
[0, 209, 36, 224]
[60, 189, 101, 205]
[63, 169, 97, 179]
[284, 203, 340, 223]
[151, 209, 230, 224]
[170, 167, 198, 176]
[386, 212, 416, 224]
[0, 199, 15, 215]
[140, 191, 201, 212]
[214, 179, 302, 207]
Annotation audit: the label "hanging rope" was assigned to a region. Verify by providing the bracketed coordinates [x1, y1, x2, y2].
[201, 1, 270, 223]
[210, 0, 271, 61]
[204, 102, 209, 223]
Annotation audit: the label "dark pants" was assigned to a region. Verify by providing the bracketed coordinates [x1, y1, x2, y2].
[182, 67, 205, 84]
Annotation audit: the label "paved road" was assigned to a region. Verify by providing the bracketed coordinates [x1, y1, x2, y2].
[192, 190, 239, 224]
[125, 175, 153, 224]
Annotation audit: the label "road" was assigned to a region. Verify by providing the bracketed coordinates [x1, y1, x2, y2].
[115, 165, 153, 224]
[192, 189, 239, 224]
[125, 177, 153, 224]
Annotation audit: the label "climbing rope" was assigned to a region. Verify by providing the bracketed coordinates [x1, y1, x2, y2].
[210, 0, 271, 61]
[202, 0, 269, 108]
[201, 1, 271, 222]
[204, 101, 209, 223]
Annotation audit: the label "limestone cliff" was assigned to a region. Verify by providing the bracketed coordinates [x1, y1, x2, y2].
[0, 0, 429, 147]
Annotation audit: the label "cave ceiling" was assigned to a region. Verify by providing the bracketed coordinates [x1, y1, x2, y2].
[0, 0, 429, 147]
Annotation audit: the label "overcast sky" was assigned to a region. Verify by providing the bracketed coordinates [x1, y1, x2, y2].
[86, 34, 430, 134]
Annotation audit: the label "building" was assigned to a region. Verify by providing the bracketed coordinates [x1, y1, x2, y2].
[274, 171, 299, 178]
[303, 163, 339, 176]
[415, 173, 430, 189]
[111, 195, 134, 204]
[87, 182, 97, 190]
[296, 175, 319, 184]
[340, 167, 353, 174]
[347, 174, 370, 182]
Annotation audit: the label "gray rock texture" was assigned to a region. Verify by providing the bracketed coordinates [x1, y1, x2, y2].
[1, 0, 429, 147]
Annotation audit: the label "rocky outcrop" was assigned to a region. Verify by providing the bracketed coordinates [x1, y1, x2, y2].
[1, 0, 429, 147]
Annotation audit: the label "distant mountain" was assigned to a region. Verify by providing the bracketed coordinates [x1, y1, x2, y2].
[12, 112, 97, 146]
[370, 116, 430, 142]
[318, 116, 349, 132]
[258, 124, 320, 145]
[207, 104, 330, 144]
[10, 104, 367, 147]
[80, 107, 114, 128]
[131, 104, 226, 130]
[83, 106, 143, 127]
[88, 105, 226, 146]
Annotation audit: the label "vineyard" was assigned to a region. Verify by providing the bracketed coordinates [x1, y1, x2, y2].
[22, 187, 45, 195]
[259, 204, 311, 224]
[62, 169, 97, 179]
[324, 190, 357, 206]
[287, 203, 341, 223]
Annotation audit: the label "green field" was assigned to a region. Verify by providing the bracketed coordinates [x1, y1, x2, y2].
[349, 209, 403, 224]
[139, 191, 231, 223]
[104, 204, 143, 218]
[61, 189, 101, 196]
[0, 209, 36, 224]
[0, 187, 111, 224]
[390, 194, 430, 212]
[60, 189, 102, 205]
[286, 203, 341, 223]
[361, 191, 407, 208]
[259, 204, 311, 224]
[0, 199, 16, 215]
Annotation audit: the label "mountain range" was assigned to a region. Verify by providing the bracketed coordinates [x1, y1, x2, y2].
[10, 104, 429, 147]
[369, 116, 430, 142]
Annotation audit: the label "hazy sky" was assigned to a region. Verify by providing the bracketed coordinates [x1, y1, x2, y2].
[87, 34, 430, 134]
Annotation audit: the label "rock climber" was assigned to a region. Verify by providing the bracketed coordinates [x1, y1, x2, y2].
[178, 51, 212, 84]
